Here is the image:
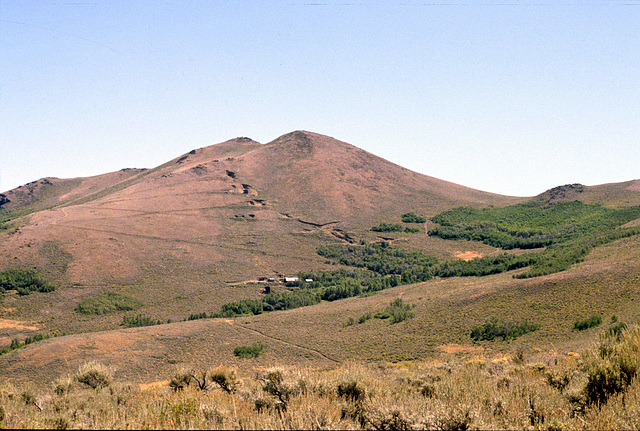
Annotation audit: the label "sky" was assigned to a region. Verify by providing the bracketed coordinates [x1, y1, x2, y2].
[1, 1, 639, 197]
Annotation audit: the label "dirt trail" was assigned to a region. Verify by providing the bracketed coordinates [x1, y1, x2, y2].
[224, 320, 339, 364]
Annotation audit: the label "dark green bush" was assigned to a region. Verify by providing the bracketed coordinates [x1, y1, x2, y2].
[470, 319, 539, 341]
[374, 298, 414, 324]
[75, 292, 143, 315]
[121, 314, 164, 328]
[573, 315, 602, 331]
[234, 342, 267, 359]
[0, 269, 54, 295]
[371, 223, 405, 233]
[401, 212, 427, 224]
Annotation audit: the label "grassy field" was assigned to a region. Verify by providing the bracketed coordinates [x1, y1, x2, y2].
[3, 327, 640, 429]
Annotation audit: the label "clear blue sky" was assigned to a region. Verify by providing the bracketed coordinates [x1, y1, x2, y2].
[1, 1, 639, 196]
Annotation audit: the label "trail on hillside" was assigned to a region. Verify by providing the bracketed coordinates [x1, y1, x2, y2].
[223, 320, 339, 364]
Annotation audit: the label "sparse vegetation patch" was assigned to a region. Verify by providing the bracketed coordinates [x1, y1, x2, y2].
[5, 330, 640, 428]
[0, 333, 50, 356]
[234, 342, 267, 359]
[121, 314, 167, 328]
[75, 292, 143, 315]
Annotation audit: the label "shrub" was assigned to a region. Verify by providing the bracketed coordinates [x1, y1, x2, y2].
[607, 322, 628, 340]
[583, 326, 640, 405]
[358, 312, 373, 324]
[209, 366, 238, 393]
[259, 368, 302, 411]
[365, 408, 416, 431]
[573, 315, 602, 331]
[401, 212, 427, 224]
[374, 298, 414, 324]
[169, 369, 192, 392]
[0, 269, 54, 295]
[76, 361, 113, 389]
[121, 314, 163, 328]
[75, 292, 143, 315]
[546, 369, 572, 393]
[344, 317, 356, 327]
[234, 342, 267, 359]
[470, 319, 539, 341]
[337, 380, 366, 402]
[371, 223, 405, 232]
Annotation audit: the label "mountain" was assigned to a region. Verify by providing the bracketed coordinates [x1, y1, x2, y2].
[0, 131, 520, 287]
[534, 181, 640, 207]
[1, 131, 640, 386]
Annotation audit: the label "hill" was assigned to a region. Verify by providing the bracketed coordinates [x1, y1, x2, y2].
[0, 132, 521, 334]
[1, 130, 640, 393]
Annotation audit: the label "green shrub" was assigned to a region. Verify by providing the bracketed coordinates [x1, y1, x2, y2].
[573, 315, 602, 331]
[470, 319, 539, 341]
[583, 327, 640, 405]
[0, 269, 54, 295]
[121, 314, 164, 328]
[607, 322, 628, 340]
[234, 342, 267, 359]
[75, 292, 143, 315]
[401, 212, 427, 224]
[358, 312, 373, 324]
[374, 298, 414, 324]
[371, 223, 405, 232]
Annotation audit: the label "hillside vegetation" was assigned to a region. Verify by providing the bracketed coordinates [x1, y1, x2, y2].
[1, 132, 640, 429]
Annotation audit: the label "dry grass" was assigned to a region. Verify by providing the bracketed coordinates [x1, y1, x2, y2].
[3, 329, 640, 429]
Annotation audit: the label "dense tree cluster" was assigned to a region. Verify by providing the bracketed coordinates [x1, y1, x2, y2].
[470, 319, 539, 341]
[429, 201, 640, 249]
[0, 269, 54, 295]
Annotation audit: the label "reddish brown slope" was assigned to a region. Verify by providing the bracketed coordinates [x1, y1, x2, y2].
[0, 169, 147, 212]
[0, 132, 521, 288]
[230, 131, 521, 226]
